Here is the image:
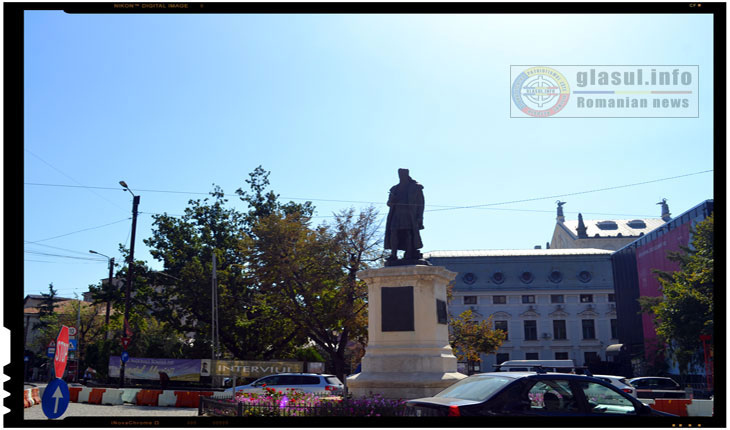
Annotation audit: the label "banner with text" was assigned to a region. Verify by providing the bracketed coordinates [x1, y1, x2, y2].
[108, 357, 202, 381]
[214, 360, 304, 378]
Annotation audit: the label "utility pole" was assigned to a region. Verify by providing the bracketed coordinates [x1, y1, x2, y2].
[211, 252, 219, 389]
[90, 250, 115, 340]
[119, 181, 140, 389]
[106, 257, 114, 340]
[76, 294, 81, 383]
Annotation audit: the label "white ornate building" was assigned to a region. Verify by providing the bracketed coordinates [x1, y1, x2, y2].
[425, 248, 617, 372]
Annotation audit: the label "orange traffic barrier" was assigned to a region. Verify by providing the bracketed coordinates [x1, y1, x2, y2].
[651, 399, 691, 417]
[88, 388, 106, 405]
[136, 389, 163, 406]
[174, 391, 214, 408]
[24, 392, 30, 408]
[69, 386, 83, 403]
[31, 388, 41, 405]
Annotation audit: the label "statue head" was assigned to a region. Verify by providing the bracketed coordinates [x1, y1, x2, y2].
[398, 168, 410, 182]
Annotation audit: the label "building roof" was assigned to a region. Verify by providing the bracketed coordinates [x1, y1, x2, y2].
[24, 300, 107, 316]
[615, 199, 713, 252]
[560, 218, 666, 239]
[425, 248, 613, 258]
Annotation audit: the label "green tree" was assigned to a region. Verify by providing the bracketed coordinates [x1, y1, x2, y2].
[639, 213, 714, 375]
[449, 309, 507, 363]
[238, 173, 381, 382]
[143, 182, 304, 360]
[36, 283, 59, 330]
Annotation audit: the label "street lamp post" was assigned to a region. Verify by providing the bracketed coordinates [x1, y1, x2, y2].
[119, 181, 140, 389]
[89, 250, 114, 340]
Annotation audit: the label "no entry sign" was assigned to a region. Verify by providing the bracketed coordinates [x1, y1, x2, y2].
[54, 326, 70, 378]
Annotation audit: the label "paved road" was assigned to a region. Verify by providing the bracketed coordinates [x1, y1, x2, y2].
[23, 403, 199, 420]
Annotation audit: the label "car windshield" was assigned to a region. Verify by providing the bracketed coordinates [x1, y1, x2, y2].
[434, 375, 513, 401]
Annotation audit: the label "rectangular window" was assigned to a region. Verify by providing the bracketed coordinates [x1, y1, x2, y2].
[524, 320, 538, 340]
[525, 352, 539, 360]
[495, 320, 509, 340]
[582, 319, 596, 339]
[608, 293, 616, 302]
[611, 319, 618, 339]
[584, 351, 599, 366]
[492, 295, 507, 305]
[555, 352, 569, 360]
[464, 296, 477, 305]
[522, 295, 535, 304]
[553, 320, 567, 340]
[496, 353, 510, 364]
[550, 295, 564, 304]
[580, 294, 593, 303]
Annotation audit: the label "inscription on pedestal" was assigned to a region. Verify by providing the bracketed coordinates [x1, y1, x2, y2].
[436, 299, 448, 324]
[381, 286, 414, 332]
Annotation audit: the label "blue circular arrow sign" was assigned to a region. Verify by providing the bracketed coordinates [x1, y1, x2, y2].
[121, 351, 130, 363]
[41, 378, 70, 419]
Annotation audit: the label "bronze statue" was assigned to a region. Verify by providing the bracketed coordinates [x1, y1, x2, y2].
[385, 168, 428, 266]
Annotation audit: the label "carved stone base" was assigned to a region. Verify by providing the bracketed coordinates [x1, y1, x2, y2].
[384, 258, 432, 267]
[347, 371, 466, 400]
[346, 265, 467, 400]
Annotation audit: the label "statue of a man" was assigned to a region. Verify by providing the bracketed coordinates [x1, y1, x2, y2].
[385, 168, 425, 264]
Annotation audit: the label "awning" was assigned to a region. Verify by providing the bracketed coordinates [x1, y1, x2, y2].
[606, 344, 625, 355]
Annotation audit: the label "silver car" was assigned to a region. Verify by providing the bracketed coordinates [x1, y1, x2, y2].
[592, 375, 637, 398]
[225, 373, 344, 396]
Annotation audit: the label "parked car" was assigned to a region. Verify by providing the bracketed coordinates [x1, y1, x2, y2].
[626, 377, 685, 399]
[225, 373, 344, 396]
[593, 375, 637, 398]
[494, 359, 576, 373]
[405, 371, 675, 417]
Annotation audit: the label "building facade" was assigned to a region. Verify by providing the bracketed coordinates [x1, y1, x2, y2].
[611, 199, 714, 375]
[426, 249, 619, 373]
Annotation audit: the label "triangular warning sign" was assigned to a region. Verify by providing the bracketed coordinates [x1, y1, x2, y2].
[48, 340, 56, 348]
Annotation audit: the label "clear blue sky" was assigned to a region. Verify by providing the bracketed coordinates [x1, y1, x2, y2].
[24, 11, 715, 299]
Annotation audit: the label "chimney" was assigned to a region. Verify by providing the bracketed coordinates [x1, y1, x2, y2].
[576, 213, 588, 238]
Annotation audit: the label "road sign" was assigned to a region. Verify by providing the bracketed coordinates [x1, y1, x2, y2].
[69, 339, 78, 351]
[121, 337, 131, 350]
[121, 351, 130, 363]
[42, 378, 70, 419]
[68, 326, 77, 337]
[54, 326, 70, 378]
[46, 347, 56, 358]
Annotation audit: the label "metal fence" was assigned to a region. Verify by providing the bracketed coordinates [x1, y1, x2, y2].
[200, 395, 409, 417]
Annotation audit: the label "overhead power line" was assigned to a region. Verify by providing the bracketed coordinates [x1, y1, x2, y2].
[25, 149, 127, 211]
[24, 250, 108, 261]
[24, 259, 108, 265]
[424, 170, 714, 213]
[23, 242, 99, 256]
[25, 217, 131, 244]
[24, 169, 712, 216]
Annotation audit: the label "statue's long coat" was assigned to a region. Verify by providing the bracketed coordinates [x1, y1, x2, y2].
[384, 179, 425, 251]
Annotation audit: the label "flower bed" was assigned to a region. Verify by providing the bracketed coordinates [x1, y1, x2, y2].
[202, 385, 408, 417]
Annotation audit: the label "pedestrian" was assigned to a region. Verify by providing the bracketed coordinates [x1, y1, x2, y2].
[159, 371, 170, 390]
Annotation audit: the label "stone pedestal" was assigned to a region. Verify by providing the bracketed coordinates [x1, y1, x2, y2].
[347, 265, 467, 399]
